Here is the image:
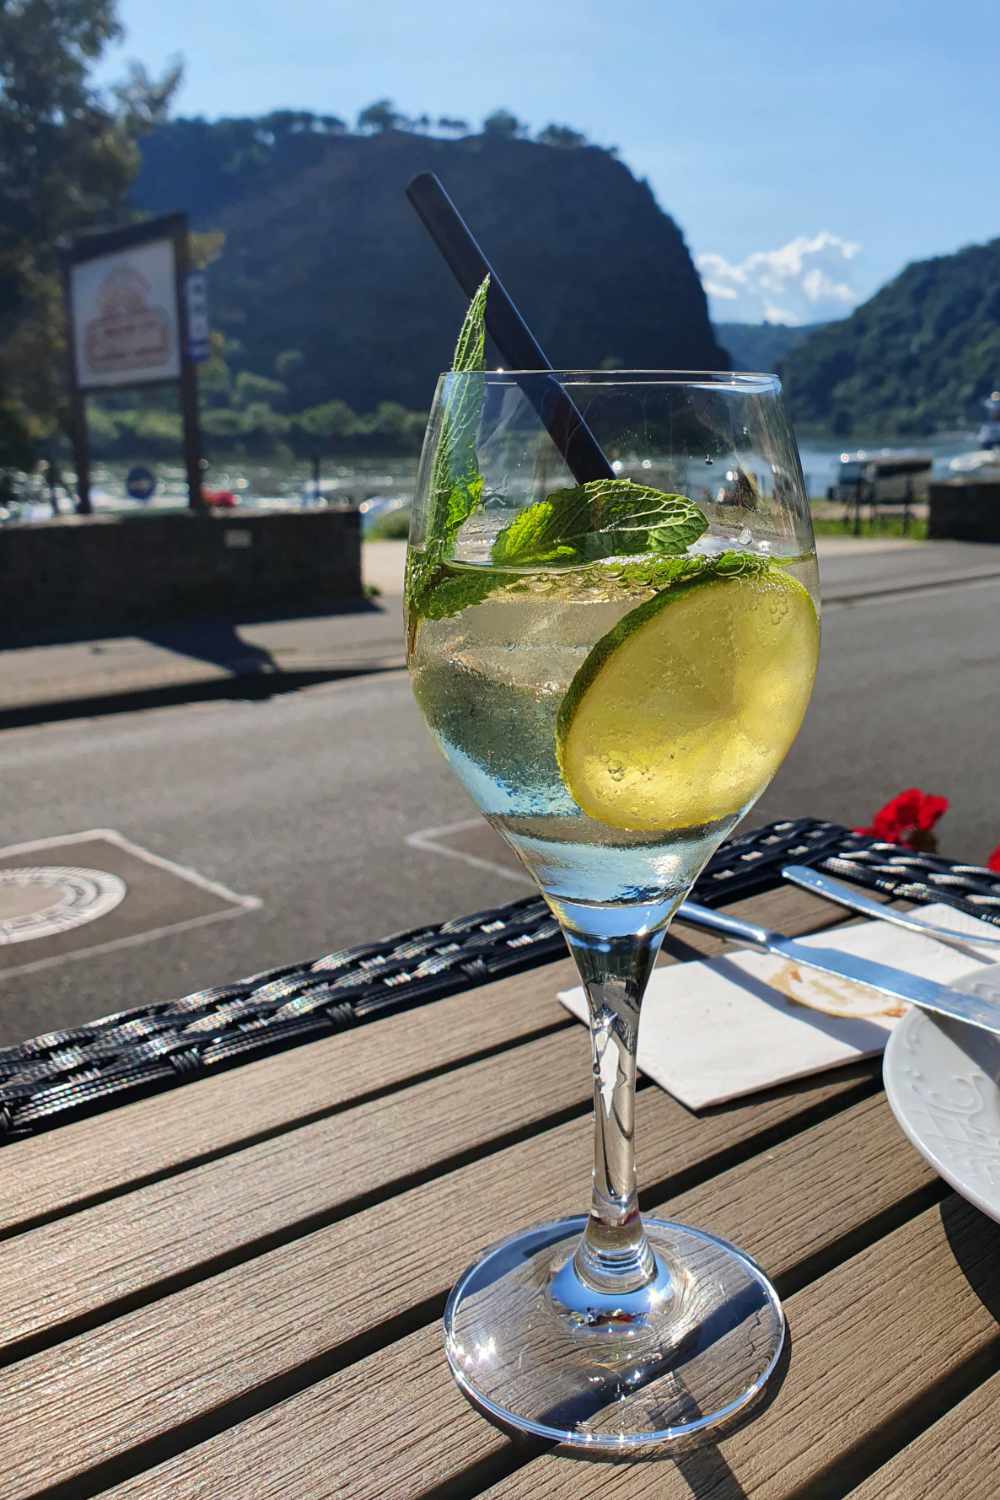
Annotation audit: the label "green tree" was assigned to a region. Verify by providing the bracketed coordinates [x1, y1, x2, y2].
[85, 403, 121, 451]
[275, 348, 304, 384]
[233, 370, 288, 410]
[0, 387, 35, 496]
[132, 408, 182, 455]
[368, 400, 424, 450]
[357, 98, 401, 133]
[0, 0, 181, 468]
[297, 399, 358, 441]
[483, 109, 525, 139]
[198, 350, 233, 407]
[536, 123, 587, 148]
[201, 407, 246, 441]
[111, 56, 183, 131]
[241, 400, 289, 454]
[436, 115, 469, 135]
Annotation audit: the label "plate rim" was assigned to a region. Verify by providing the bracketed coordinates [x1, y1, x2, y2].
[884, 1006, 1000, 1225]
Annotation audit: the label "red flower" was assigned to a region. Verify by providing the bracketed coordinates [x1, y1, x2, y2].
[988, 845, 1000, 874]
[855, 788, 949, 851]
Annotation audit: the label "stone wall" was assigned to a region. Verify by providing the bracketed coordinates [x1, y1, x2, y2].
[928, 481, 1000, 543]
[1, 507, 363, 641]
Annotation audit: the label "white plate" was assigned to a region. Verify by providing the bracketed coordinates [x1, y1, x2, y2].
[884, 1006, 1000, 1223]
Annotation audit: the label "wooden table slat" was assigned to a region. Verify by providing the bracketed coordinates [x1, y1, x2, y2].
[6, 877, 980, 1500]
[0, 957, 575, 1236]
[844, 1368, 1000, 1499]
[1, 1064, 879, 1496]
[485, 1198, 1000, 1498]
[0, 888, 855, 1362]
[95, 1089, 941, 1500]
[0, 1025, 590, 1353]
[0, 881, 844, 1239]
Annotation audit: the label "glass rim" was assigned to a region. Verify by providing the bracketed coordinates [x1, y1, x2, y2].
[435, 369, 781, 392]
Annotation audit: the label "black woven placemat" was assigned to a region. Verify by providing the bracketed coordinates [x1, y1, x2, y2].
[4, 816, 1000, 1142]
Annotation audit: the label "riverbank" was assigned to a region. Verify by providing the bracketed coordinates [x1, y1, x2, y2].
[5, 432, 985, 525]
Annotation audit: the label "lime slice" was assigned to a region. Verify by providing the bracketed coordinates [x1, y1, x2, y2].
[556, 565, 819, 833]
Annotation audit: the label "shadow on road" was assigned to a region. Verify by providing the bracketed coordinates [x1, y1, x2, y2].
[139, 620, 280, 682]
[0, 660, 406, 731]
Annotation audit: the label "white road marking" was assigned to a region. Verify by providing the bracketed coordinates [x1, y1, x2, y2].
[0, 905, 257, 981]
[406, 817, 534, 886]
[0, 827, 261, 980]
[0, 828, 260, 909]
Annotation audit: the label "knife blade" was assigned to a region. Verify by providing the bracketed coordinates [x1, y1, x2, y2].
[676, 898, 1000, 1038]
[781, 864, 1000, 958]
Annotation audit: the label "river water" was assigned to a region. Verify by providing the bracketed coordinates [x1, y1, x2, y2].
[6, 435, 980, 526]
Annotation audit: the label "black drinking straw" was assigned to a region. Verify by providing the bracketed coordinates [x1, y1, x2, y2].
[406, 172, 615, 485]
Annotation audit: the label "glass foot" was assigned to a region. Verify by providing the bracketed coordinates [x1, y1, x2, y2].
[444, 1215, 784, 1452]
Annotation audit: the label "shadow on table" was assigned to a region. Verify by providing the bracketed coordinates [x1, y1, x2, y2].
[941, 1194, 1000, 1319]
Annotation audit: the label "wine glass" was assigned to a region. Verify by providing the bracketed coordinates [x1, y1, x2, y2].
[406, 370, 819, 1450]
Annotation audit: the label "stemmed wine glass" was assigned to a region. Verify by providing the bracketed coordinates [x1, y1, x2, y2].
[406, 368, 819, 1449]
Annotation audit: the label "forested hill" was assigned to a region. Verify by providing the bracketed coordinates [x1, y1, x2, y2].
[716, 321, 827, 373]
[131, 118, 728, 412]
[782, 237, 1000, 436]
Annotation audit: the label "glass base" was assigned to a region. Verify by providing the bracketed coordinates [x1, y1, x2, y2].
[444, 1215, 784, 1452]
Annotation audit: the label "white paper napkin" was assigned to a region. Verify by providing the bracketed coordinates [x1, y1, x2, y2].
[558, 903, 1000, 1110]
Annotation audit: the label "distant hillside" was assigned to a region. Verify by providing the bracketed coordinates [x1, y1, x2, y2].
[782, 237, 1000, 436]
[715, 320, 829, 373]
[132, 120, 728, 413]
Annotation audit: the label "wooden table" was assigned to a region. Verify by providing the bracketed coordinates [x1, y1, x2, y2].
[3, 882, 999, 1499]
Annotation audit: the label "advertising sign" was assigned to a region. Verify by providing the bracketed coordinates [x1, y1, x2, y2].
[70, 237, 181, 390]
[65, 215, 203, 513]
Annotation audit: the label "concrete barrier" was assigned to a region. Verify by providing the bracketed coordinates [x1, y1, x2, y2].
[1, 507, 363, 641]
[928, 480, 1000, 543]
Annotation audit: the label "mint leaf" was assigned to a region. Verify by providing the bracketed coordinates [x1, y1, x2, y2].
[408, 277, 491, 640]
[491, 479, 707, 568]
[419, 565, 505, 620]
[451, 274, 489, 373]
[427, 275, 489, 549]
[406, 556, 511, 646]
[405, 548, 440, 627]
[571, 549, 772, 592]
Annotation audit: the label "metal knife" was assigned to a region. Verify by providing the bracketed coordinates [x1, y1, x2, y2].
[676, 898, 1000, 1038]
[781, 864, 1000, 958]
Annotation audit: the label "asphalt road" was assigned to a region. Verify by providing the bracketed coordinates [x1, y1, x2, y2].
[1, 541, 998, 1046]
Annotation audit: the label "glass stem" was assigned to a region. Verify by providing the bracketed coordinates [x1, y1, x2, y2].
[562, 922, 666, 1295]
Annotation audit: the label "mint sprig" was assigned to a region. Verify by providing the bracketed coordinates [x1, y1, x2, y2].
[406, 275, 490, 640]
[406, 283, 757, 637]
[428, 275, 489, 543]
[492, 479, 707, 568]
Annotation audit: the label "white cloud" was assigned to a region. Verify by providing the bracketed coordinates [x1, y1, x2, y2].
[696, 232, 863, 324]
[702, 278, 739, 301]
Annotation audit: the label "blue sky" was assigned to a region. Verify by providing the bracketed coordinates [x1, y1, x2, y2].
[97, 0, 998, 324]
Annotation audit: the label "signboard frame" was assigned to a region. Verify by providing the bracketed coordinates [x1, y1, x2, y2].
[63, 213, 203, 513]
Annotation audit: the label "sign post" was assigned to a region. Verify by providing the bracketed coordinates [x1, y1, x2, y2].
[172, 221, 204, 509]
[64, 213, 204, 511]
[61, 256, 93, 515]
